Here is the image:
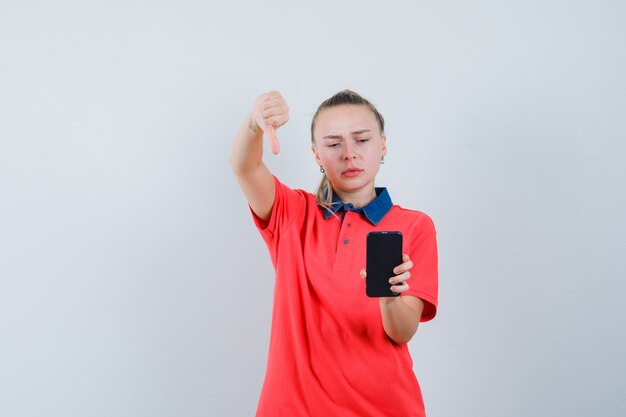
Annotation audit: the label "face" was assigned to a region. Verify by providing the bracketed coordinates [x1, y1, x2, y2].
[311, 105, 387, 198]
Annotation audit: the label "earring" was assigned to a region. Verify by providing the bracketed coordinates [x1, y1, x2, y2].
[380, 156, 385, 165]
[320, 166, 325, 173]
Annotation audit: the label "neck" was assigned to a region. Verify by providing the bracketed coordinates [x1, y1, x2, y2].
[334, 188, 377, 208]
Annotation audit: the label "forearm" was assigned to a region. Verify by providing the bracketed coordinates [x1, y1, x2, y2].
[380, 297, 421, 344]
[229, 114, 264, 176]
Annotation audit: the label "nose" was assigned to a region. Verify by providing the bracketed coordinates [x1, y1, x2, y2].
[342, 141, 357, 160]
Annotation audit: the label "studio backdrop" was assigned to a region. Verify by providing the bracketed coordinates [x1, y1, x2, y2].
[1, 1, 625, 416]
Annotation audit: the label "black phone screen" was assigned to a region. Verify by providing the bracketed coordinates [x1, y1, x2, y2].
[365, 231, 403, 298]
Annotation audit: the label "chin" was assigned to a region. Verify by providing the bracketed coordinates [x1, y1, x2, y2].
[335, 179, 371, 192]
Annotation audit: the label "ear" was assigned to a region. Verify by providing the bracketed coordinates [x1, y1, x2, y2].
[311, 145, 322, 166]
[381, 135, 388, 157]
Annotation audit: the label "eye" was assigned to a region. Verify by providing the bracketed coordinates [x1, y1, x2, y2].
[327, 142, 341, 148]
[357, 138, 371, 143]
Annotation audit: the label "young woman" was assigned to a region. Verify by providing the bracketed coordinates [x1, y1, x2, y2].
[230, 90, 438, 417]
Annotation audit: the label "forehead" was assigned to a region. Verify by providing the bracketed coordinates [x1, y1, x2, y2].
[314, 105, 379, 135]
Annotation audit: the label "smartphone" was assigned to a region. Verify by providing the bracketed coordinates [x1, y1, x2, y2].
[366, 231, 403, 298]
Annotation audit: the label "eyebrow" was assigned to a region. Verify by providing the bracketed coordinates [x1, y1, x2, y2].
[322, 129, 372, 140]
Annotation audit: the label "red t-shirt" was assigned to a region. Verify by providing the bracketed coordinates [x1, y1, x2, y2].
[251, 176, 438, 417]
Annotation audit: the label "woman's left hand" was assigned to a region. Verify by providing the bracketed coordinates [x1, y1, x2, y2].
[388, 253, 413, 296]
[360, 253, 413, 296]
[361, 254, 422, 343]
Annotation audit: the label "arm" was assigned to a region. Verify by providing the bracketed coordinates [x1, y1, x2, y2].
[361, 254, 424, 344]
[380, 295, 424, 345]
[229, 91, 289, 221]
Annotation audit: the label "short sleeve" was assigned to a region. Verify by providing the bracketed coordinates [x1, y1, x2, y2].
[403, 213, 438, 322]
[249, 176, 308, 260]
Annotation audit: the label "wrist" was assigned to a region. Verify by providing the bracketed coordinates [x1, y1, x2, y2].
[380, 297, 399, 309]
[248, 114, 261, 134]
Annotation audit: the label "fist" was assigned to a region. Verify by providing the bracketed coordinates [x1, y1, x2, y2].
[251, 91, 289, 154]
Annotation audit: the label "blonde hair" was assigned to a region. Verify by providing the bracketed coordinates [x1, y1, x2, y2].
[311, 89, 385, 212]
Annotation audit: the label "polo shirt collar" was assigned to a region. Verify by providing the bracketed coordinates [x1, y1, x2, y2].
[322, 187, 392, 225]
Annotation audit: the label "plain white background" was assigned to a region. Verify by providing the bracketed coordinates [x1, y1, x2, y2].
[1, 1, 625, 416]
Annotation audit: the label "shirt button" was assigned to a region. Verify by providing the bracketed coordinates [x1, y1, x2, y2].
[343, 238, 349, 244]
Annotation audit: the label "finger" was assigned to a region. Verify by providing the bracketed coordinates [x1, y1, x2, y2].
[393, 259, 413, 275]
[389, 270, 411, 285]
[253, 92, 285, 121]
[260, 94, 286, 114]
[265, 90, 281, 100]
[360, 269, 366, 280]
[266, 124, 280, 154]
[262, 108, 288, 124]
[391, 281, 410, 294]
[263, 96, 285, 108]
[262, 106, 285, 119]
[260, 91, 280, 103]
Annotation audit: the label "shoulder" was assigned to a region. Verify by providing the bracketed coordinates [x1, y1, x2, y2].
[262, 175, 319, 231]
[273, 175, 316, 204]
[252, 176, 316, 228]
[387, 205, 436, 231]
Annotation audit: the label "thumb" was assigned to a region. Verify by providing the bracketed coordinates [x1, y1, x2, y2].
[266, 124, 280, 155]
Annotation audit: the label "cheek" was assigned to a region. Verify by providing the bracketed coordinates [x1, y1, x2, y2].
[318, 148, 338, 162]
[362, 146, 379, 160]
[366, 148, 383, 167]
[315, 152, 332, 168]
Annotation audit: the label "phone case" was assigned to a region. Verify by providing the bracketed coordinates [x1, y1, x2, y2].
[366, 231, 403, 297]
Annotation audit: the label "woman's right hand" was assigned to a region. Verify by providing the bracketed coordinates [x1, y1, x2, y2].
[251, 91, 290, 154]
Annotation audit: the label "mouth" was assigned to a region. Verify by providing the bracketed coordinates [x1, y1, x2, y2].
[341, 168, 363, 177]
